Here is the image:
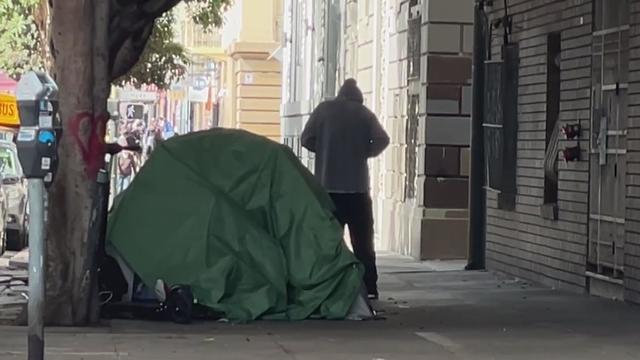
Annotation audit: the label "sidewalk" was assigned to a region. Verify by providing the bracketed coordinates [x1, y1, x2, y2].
[0, 251, 26, 324]
[1, 252, 640, 359]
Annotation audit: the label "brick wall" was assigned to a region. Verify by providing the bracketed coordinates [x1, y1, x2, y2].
[485, 0, 592, 293]
[419, 0, 473, 260]
[626, 0, 640, 303]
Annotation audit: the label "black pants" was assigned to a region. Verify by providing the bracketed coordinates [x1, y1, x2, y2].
[329, 193, 378, 296]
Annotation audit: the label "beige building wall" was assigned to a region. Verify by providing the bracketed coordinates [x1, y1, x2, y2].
[341, 0, 473, 260]
[221, 0, 283, 141]
[176, 4, 226, 132]
[280, 0, 473, 260]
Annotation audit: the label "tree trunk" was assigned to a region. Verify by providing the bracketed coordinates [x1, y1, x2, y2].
[34, 0, 52, 71]
[88, 0, 111, 324]
[46, 0, 109, 325]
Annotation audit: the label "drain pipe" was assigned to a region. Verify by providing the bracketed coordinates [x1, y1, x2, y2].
[466, 0, 488, 270]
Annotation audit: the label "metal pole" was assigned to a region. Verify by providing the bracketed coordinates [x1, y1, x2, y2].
[466, 0, 487, 270]
[86, 169, 110, 323]
[27, 178, 45, 360]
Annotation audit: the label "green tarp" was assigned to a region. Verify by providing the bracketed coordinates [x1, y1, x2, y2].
[107, 129, 363, 322]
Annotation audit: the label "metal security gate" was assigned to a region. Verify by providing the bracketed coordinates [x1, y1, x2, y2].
[405, 1, 421, 201]
[588, 0, 629, 293]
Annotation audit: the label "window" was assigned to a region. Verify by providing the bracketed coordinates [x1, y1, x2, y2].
[542, 32, 561, 219]
[593, 0, 629, 32]
[484, 44, 519, 210]
[274, 0, 283, 43]
[407, 0, 421, 80]
[325, 0, 341, 97]
[501, 44, 519, 210]
[405, 95, 420, 200]
[484, 62, 504, 192]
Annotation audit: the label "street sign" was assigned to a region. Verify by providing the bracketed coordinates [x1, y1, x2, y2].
[0, 93, 19, 127]
[192, 76, 208, 91]
[118, 88, 157, 102]
[125, 104, 144, 119]
[189, 87, 208, 103]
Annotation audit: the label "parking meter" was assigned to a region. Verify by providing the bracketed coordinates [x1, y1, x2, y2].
[15, 71, 61, 187]
[14, 70, 60, 360]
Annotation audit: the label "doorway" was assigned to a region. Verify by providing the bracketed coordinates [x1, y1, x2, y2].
[588, 0, 630, 298]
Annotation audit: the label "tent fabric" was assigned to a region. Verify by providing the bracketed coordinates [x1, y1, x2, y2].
[107, 129, 364, 322]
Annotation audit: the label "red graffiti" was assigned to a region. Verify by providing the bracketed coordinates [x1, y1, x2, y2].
[68, 111, 108, 180]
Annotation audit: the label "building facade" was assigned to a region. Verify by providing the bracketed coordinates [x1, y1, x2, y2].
[281, 0, 341, 169]
[219, 0, 284, 141]
[281, 0, 640, 305]
[477, 0, 640, 303]
[174, 5, 226, 132]
[282, 0, 474, 260]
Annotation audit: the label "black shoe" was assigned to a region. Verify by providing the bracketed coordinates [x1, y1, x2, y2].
[367, 293, 379, 300]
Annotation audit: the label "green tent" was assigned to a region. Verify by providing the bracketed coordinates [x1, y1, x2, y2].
[107, 129, 364, 322]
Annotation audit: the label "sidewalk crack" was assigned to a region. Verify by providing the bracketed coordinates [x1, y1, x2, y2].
[274, 340, 297, 359]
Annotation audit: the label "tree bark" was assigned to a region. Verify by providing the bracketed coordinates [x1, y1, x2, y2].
[88, 0, 111, 324]
[34, 0, 52, 71]
[45, 0, 179, 325]
[47, 0, 108, 325]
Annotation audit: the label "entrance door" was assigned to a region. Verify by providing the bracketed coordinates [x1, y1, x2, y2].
[588, 0, 629, 295]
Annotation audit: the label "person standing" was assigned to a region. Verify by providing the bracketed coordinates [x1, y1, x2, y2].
[143, 118, 157, 159]
[162, 118, 176, 139]
[117, 149, 135, 192]
[301, 78, 390, 300]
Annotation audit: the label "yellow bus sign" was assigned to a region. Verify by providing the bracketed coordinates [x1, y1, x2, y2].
[0, 93, 19, 127]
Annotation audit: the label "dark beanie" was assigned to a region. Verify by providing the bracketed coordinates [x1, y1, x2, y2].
[337, 78, 364, 104]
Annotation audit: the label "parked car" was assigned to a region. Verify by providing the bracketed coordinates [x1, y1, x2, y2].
[0, 140, 28, 250]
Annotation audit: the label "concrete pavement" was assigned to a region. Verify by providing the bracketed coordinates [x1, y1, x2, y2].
[0, 251, 16, 269]
[0, 252, 640, 359]
[0, 250, 27, 324]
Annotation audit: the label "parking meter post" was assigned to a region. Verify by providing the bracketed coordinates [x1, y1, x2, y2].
[15, 71, 61, 360]
[27, 178, 45, 360]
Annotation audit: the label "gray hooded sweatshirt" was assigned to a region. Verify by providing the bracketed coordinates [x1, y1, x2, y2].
[301, 79, 390, 193]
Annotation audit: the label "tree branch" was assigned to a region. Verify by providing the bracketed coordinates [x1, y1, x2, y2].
[110, 21, 154, 80]
[107, 0, 182, 81]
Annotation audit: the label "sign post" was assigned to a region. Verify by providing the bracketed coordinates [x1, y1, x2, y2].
[15, 71, 62, 360]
